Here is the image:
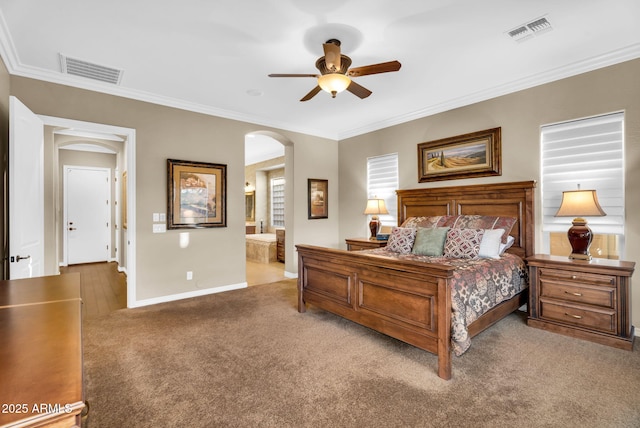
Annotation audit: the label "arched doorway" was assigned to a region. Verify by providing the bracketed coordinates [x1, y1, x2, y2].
[244, 131, 294, 285]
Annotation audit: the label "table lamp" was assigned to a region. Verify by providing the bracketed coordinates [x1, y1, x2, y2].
[363, 198, 389, 240]
[554, 188, 606, 260]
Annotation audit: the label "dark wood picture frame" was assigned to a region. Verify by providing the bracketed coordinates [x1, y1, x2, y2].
[308, 179, 328, 219]
[417, 127, 501, 182]
[167, 159, 227, 229]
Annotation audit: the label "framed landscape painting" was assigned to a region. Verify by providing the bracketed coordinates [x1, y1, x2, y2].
[308, 179, 328, 219]
[417, 127, 501, 182]
[167, 159, 227, 229]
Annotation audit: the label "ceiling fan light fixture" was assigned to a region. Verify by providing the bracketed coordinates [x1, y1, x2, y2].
[318, 73, 351, 98]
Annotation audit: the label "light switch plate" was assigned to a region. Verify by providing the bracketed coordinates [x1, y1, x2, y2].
[153, 224, 166, 233]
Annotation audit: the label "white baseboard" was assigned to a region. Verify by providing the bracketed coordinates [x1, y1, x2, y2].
[130, 282, 247, 308]
[284, 270, 297, 279]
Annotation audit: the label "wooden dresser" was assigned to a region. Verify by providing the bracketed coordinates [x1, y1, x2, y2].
[0, 274, 85, 428]
[276, 229, 285, 262]
[527, 254, 635, 350]
[345, 237, 388, 251]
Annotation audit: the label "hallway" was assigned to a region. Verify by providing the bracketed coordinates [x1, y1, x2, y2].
[60, 262, 127, 319]
[61, 261, 287, 319]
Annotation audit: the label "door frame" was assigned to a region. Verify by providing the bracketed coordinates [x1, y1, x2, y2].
[62, 165, 111, 266]
[40, 114, 137, 309]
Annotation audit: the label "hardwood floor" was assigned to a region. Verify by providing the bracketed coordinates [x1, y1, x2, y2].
[246, 260, 287, 286]
[59, 260, 285, 319]
[60, 262, 127, 319]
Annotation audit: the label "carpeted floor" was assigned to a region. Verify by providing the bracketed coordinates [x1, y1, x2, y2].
[83, 279, 640, 427]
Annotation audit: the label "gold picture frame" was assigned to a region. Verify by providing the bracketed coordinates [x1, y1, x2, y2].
[308, 179, 328, 219]
[167, 159, 227, 229]
[417, 127, 501, 182]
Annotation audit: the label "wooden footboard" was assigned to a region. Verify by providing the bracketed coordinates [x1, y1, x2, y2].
[297, 245, 457, 379]
[297, 181, 536, 380]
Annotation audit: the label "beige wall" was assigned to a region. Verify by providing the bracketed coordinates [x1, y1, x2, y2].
[338, 58, 640, 328]
[8, 75, 338, 302]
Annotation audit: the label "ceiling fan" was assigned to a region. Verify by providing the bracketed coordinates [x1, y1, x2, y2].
[268, 39, 401, 101]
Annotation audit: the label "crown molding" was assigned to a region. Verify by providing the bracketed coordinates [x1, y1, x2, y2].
[1, 7, 638, 144]
[336, 42, 640, 140]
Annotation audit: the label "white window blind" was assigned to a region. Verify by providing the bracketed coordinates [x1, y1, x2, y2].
[367, 153, 398, 227]
[541, 112, 624, 235]
[271, 177, 285, 227]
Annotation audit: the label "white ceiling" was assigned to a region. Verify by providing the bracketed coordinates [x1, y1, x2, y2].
[1, 0, 639, 141]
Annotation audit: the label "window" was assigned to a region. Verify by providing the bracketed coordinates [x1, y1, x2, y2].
[367, 153, 399, 227]
[271, 177, 285, 227]
[541, 111, 624, 259]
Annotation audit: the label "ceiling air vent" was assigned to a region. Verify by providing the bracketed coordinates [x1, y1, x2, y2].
[507, 16, 553, 43]
[59, 54, 123, 85]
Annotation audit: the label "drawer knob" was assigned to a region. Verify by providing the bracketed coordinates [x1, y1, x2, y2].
[571, 275, 577, 280]
[565, 313, 583, 320]
[564, 291, 583, 297]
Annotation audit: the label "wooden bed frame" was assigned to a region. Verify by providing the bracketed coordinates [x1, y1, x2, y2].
[296, 181, 536, 380]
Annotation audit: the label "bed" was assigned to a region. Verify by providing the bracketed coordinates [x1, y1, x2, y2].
[296, 181, 535, 380]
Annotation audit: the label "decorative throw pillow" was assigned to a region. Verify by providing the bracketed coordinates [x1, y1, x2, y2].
[412, 227, 450, 256]
[440, 215, 517, 244]
[478, 228, 505, 259]
[499, 235, 515, 255]
[444, 228, 485, 259]
[386, 227, 417, 254]
[401, 216, 442, 229]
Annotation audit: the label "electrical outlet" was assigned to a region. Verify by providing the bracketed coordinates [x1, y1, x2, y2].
[186, 271, 193, 280]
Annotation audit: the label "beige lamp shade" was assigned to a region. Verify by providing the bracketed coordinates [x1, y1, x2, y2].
[318, 73, 351, 97]
[363, 198, 389, 215]
[555, 189, 605, 261]
[555, 189, 606, 218]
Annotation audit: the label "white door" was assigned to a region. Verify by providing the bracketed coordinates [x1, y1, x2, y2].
[65, 166, 111, 265]
[9, 96, 44, 279]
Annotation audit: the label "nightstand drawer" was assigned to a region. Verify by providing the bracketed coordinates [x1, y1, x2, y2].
[527, 254, 635, 350]
[540, 300, 616, 334]
[539, 279, 615, 308]
[539, 267, 616, 286]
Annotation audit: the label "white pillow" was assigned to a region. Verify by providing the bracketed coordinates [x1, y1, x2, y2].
[498, 235, 515, 255]
[478, 228, 505, 259]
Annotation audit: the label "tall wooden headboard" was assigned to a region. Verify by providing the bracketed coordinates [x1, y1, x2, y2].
[396, 181, 536, 258]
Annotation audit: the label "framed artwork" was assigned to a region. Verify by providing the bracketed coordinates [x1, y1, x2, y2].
[167, 159, 227, 229]
[308, 179, 328, 219]
[417, 127, 501, 182]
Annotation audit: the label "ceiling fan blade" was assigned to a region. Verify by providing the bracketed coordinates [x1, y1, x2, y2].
[300, 85, 322, 102]
[269, 73, 319, 78]
[323, 40, 341, 72]
[346, 80, 372, 99]
[347, 60, 401, 77]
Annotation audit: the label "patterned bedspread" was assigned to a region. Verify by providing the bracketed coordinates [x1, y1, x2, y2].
[362, 249, 528, 356]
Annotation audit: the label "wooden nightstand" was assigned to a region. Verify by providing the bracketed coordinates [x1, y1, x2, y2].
[345, 237, 388, 251]
[527, 254, 635, 350]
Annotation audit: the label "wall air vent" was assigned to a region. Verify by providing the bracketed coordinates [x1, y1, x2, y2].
[507, 16, 553, 43]
[59, 54, 123, 84]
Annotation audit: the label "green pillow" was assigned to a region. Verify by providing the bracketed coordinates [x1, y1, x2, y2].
[412, 227, 450, 256]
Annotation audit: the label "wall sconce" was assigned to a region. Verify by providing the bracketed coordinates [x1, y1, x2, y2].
[555, 188, 606, 260]
[363, 198, 389, 240]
